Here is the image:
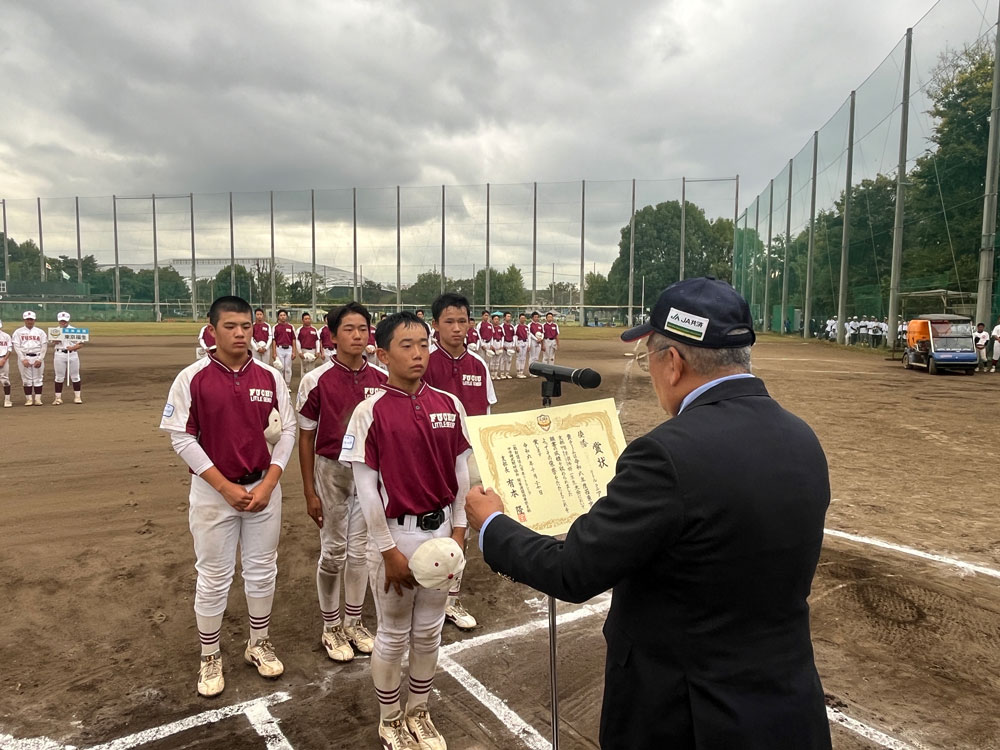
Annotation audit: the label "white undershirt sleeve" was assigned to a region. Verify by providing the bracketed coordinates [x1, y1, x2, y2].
[269, 370, 297, 470]
[452, 449, 471, 528]
[353, 462, 395, 552]
[169, 430, 214, 476]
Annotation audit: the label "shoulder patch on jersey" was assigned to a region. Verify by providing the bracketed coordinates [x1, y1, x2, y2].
[162, 403, 175, 418]
[342, 435, 355, 450]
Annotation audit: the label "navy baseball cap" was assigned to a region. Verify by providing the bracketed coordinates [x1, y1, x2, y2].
[621, 276, 755, 348]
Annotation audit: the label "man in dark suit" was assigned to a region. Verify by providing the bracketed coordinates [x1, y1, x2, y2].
[466, 277, 833, 750]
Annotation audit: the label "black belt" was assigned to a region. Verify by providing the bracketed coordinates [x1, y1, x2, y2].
[24, 353, 38, 357]
[233, 470, 265, 485]
[396, 508, 445, 531]
[56, 349, 74, 353]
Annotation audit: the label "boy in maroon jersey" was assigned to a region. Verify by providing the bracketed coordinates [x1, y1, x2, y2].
[528, 310, 544, 374]
[543, 311, 560, 364]
[251, 308, 272, 362]
[425, 293, 497, 631]
[297, 302, 387, 663]
[271, 309, 297, 386]
[297, 312, 321, 378]
[341, 311, 471, 750]
[160, 296, 296, 698]
[514, 312, 530, 377]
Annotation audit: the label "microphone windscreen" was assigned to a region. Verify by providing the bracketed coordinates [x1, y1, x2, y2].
[578, 368, 602, 389]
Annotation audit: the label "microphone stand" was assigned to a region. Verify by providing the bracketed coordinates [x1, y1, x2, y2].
[539, 374, 562, 748]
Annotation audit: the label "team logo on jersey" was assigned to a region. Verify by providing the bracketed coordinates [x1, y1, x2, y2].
[363, 387, 381, 399]
[429, 412, 457, 429]
[248, 388, 274, 403]
[461, 374, 482, 388]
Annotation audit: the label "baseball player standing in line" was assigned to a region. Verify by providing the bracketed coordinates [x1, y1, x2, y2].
[476, 310, 494, 375]
[974, 322, 990, 372]
[52, 311, 84, 405]
[271, 309, 297, 386]
[990, 315, 1000, 373]
[297, 302, 386, 663]
[160, 295, 296, 698]
[197, 315, 216, 360]
[528, 311, 543, 375]
[251, 308, 273, 363]
[514, 312, 530, 378]
[425, 292, 497, 632]
[0, 320, 12, 408]
[464, 322, 480, 354]
[319, 318, 336, 363]
[500, 312, 516, 379]
[341, 310, 471, 750]
[297, 312, 321, 378]
[13, 311, 47, 406]
[542, 311, 560, 364]
[490, 313, 504, 378]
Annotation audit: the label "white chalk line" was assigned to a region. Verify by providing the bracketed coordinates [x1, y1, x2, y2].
[827, 707, 918, 750]
[824, 528, 1000, 580]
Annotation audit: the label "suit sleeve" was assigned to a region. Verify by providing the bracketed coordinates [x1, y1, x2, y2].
[482, 434, 684, 603]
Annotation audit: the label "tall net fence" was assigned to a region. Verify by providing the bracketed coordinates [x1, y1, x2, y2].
[737, 0, 1000, 341]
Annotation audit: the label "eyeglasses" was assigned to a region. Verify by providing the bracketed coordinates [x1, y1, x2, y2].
[636, 343, 682, 372]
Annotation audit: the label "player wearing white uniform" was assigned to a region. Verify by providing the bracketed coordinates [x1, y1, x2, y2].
[528, 311, 544, 372]
[341, 311, 471, 750]
[991, 316, 1000, 372]
[514, 313, 530, 378]
[974, 323, 990, 372]
[297, 302, 386, 663]
[296, 313, 321, 378]
[160, 296, 297, 698]
[542, 312, 560, 364]
[251, 308, 273, 363]
[52, 311, 84, 404]
[271, 310, 297, 386]
[0, 320, 12, 408]
[13, 311, 48, 406]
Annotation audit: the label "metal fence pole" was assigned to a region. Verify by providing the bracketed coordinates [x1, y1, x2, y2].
[311, 188, 317, 313]
[751, 200, 759, 319]
[764, 180, 774, 332]
[113, 195, 121, 313]
[532, 181, 538, 308]
[75, 196, 82, 284]
[580, 179, 586, 325]
[270, 190, 276, 316]
[37, 197, 44, 282]
[486, 182, 493, 309]
[352, 187, 358, 299]
[679, 177, 686, 281]
[781, 161, 792, 334]
[1, 199, 7, 282]
[396, 185, 402, 312]
[628, 178, 636, 325]
[440, 185, 446, 294]
[229, 192, 236, 295]
[976, 13, 1000, 325]
[190, 193, 197, 320]
[742, 210, 749, 297]
[152, 194, 160, 321]
[732, 175, 739, 290]
[804, 131, 819, 339]
[837, 91, 856, 345]
[889, 29, 913, 342]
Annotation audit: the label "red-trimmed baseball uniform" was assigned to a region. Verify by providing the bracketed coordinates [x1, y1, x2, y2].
[423, 347, 496, 417]
[514, 322, 530, 376]
[542, 321, 560, 364]
[465, 326, 480, 352]
[252, 321, 272, 362]
[297, 324, 321, 374]
[320, 325, 336, 359]
[273, 322, 296, 385]
[273, 322, 295, 348]
[198, 325, 216, 360]
[298, 358, 388, 460]
[477, 320, 494, 344]
[528, 320, 544, 367]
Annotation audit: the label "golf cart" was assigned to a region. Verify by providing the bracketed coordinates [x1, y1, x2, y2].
[901, 314, 976, 375]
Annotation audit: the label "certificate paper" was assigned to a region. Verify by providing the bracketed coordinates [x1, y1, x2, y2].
[467, 398, 627, 536]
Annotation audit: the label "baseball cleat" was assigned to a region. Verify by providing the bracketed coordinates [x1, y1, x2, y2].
[52, 397, 62, 405]
[73, 394, 82, 404]
[24, 397, 32, 406]
[517, 373, 526, 378]
[378, 711, 420, 750]
[321, 625, 354, 662]
[405, 707, 447, 750]
[3, 397, 10, 408]
[344, 621, 375, 654]
[33, 394, 42, 405]
[244, 638, 284, 678]
[444, 599, 477, 630]
[197, 652, 224, 698]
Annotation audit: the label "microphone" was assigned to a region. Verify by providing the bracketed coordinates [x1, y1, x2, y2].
[528, 362, 602, 389]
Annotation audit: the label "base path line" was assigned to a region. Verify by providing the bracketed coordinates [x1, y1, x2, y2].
[439, 655, 551, 750]
[825, 528, 1000, 580]
[827, 707, 918, 750]
[84, 691, 292, 750]
[243, 701, 295, 750]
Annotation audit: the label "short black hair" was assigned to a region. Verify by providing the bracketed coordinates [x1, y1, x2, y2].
[254, 307, 264, 315]
[375, 311, 426, 350]
[327, 301, 372, 333]
[518, 312, 527, 318]
[481, 310, 490, 316]
[301, 311, 312, 320]
[415, 309, 425, 316]
[432, 292, 471, 321]
[277, 308, 288, 317]
[531, 311, 540, 317]
[208, 296, 252, 326]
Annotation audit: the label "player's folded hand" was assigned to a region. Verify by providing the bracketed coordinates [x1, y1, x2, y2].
[220, 482, 254, 511]
[245, 481, 275, 512]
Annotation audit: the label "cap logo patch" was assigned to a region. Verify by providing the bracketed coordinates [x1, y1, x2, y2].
[665, 307, 708, 341]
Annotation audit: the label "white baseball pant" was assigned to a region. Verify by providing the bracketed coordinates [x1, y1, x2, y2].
[502, 342, 515, 376]
[188, 473, 283, 618]
[275, 346, 293, 385]
[53, 350, 81, 384]
[515, 341, 528, 375]
[0, 359, 9, 388]
[315, 456, 369, 627]
[252, 343, 270, 362]
[299, 355, 319, 378]
[528, 340, 542, 368]
[17, 354, 44, 387]
[542, 339, 557, 364]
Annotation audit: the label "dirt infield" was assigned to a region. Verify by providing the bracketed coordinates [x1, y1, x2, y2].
[2, 333, 1000, 749]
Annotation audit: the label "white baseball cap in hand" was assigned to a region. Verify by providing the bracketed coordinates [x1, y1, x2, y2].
[408, 537, 466, 590]
[263, 408, 282, 445]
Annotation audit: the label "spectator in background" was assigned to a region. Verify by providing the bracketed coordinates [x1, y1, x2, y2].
[974, 322, 990, 372]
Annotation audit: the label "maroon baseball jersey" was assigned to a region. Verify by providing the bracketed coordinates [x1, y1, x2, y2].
[544, 321, 560, 339]
[529, 321, 543, 338]
[297, 358, 387, 460]
[477, 320, 494, 342]
[252, 322, 271, 344]
[340, 383, 471, 517]
[515, 323, 529, 341]
[273, 322, 295, 347]
[199, 325, 216, 349]
[320, 325, 335, 351]
[502, 322, 515, 342]
[160, 354, 281, 481]
[466, 327, 480, 346]
[297, 325, 319, 350]
[368, 329, 376, 348]
[492, 323, 504, 343]
[423, 347, 496, 417]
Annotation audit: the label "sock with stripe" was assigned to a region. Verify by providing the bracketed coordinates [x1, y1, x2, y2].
[405, 647, 438, 712]
[247, 594, 273, 643]
[343, 561, 367, 627]
[372, 650, 402, 720]
[317, 566, 342, 630]
[196, 612, 224, 657]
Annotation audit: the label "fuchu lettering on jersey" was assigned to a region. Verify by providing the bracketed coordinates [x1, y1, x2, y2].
[462, 374, 483, 387]
[249, 388, 274, 403]
[429, 412, 458, 429]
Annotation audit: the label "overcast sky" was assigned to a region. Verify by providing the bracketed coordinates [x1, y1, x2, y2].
[0, 0, 983, 281]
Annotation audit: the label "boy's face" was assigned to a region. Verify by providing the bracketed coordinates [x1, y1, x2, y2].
[335, 312, 369, 355]
[546, 314, 554, 322]
[519, 315, 526, 324]
[378, 322, 429, 379]
[434, 306, 470, 348]
[302, 314, 311, 326]
[504, 313, 512, 324]
[255, 310, 264, 322]
[210, 310, 252, 357]
[278, 312, 288, 323]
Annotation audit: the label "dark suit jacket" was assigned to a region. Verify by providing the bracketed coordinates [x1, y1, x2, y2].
[482, 377, 832, 750]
